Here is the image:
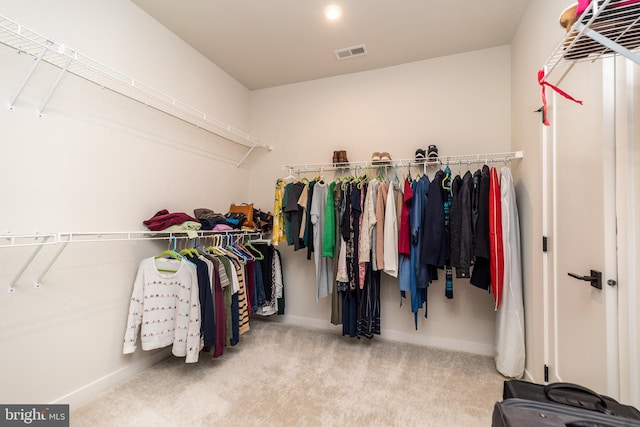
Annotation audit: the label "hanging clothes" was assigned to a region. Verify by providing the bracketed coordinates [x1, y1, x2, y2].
[273, 158, 520, 342]
[123, 257, 201, 363]
[272, 180, 286, 245]
[410, 175, 429, 326]
[331, 182, 345, 326]
[284, 181, 306, 251]
[322, 181, 336, 257]
[454, 171, 474, 279]
[304, 180, 317, 260]
[359, 179, 377, 265]
[310, 181, 334, 301]
[398, 177, 413, 298]
[489, 167, 504, 310]
[421, 170, 447, 271]
[442, 166, 454, 299]
[495, 167, 525, 378]
[382, 180, 399, 278]
[206, 256, 228, 358]
[470, 166, 491, 289]
[375, 181, 388, 271]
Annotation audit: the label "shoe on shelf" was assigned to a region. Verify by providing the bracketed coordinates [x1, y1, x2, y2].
[379, 152, 392, 163]
[415, 149, 426, 162]
[371, 152, 381, 163]
[427, 145, 438, 161]
[332, 150, 340, 166]
[337, 150, 349, 166]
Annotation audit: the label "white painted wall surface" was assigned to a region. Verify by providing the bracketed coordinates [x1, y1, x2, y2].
[0, 0, 252, 404]
[248, 46, 512, 355]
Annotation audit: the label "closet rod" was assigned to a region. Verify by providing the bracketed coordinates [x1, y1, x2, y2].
[2, 230, 268, 293]
[281, 150, 524, 173]
[0, 15, 272, 163]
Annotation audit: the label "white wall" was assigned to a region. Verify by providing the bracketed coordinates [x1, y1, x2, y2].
[0, 0, 252, 404]
[248, 46, 512, 355]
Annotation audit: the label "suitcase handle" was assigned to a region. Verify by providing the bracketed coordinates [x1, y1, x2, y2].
[543, 382, 610, 415]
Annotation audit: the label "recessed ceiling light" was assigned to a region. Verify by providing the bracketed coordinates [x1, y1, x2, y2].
[325, 5, 342, 21]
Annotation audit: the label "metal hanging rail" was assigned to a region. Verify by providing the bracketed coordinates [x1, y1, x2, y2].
[281, 151, 524, 174]
[1, 230, 269, 294]
[542, 0, 640, 85]
[0, 15, 272, 167]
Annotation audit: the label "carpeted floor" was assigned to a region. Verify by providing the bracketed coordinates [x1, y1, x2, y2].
[71, 319, 505, 426]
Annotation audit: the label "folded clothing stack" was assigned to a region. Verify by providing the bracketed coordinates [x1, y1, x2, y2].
[143, 209, 200, 231]
[193, 208, 236, 231]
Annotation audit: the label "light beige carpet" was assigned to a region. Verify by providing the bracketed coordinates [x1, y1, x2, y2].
[71, 319, 505, 426]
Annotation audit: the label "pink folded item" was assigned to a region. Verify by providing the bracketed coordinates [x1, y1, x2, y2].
[213, 224, 233, 232]
[577, 0, 640, 16]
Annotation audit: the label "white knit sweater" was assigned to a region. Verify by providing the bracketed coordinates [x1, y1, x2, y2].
[123, 257, 201, 363]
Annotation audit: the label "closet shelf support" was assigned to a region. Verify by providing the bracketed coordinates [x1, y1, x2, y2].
[7, 235, 53, 293]
[8, 42, 49, 111]
[33, 241, 68, 289]
[37, 54, 73, 117]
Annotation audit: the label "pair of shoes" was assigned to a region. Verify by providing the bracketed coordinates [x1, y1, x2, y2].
[427, 144, 438, 160]
[372, 152, 392, 164]
[415, 146, 439, 162]
[333, 150, 349, 166]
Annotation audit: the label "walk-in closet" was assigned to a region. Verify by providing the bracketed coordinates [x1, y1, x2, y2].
[1, 1, 639, 425]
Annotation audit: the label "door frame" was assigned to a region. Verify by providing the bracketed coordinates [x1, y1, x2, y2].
[614, 57, 640, 407]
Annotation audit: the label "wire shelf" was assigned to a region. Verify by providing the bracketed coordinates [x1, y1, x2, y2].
[281, 151, 524, 174]
[0, 15, 271, 166]
[543, 0, 640, 84]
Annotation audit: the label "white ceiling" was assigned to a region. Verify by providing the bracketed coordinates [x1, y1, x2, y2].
[131, 0, 532, 90]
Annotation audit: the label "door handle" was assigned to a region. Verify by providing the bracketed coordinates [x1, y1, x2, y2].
[567, 270, 602, 289]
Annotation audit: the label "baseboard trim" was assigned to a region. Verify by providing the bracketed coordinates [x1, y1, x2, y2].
[51, 348, 172, 406]
[278, 314, 496, 357]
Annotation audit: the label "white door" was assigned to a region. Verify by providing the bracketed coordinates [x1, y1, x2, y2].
[544, 58, 619, 397]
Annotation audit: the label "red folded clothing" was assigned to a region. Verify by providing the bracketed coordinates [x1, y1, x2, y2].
[143, 209, 199, 231]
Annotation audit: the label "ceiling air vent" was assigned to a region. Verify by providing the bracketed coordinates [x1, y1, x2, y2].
[334, 44, 368, 60]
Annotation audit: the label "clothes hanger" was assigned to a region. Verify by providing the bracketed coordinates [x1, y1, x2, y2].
[283, 167, 297, 182]
[223, 234, 247, 264]
[231, 234, 255, 261]
[245, 239, 264, 260]
[442, 165, 452, 191]
[155, 236, 182, 259]
[206, 235, 228, 257]
[155, 236, 183, 272]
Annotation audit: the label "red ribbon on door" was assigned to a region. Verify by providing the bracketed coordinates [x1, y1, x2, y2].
[538, 69, 583, 126]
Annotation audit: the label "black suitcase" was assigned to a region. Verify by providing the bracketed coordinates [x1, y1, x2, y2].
[503, 380, 640, 421]
[493, 398, 640, 427]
